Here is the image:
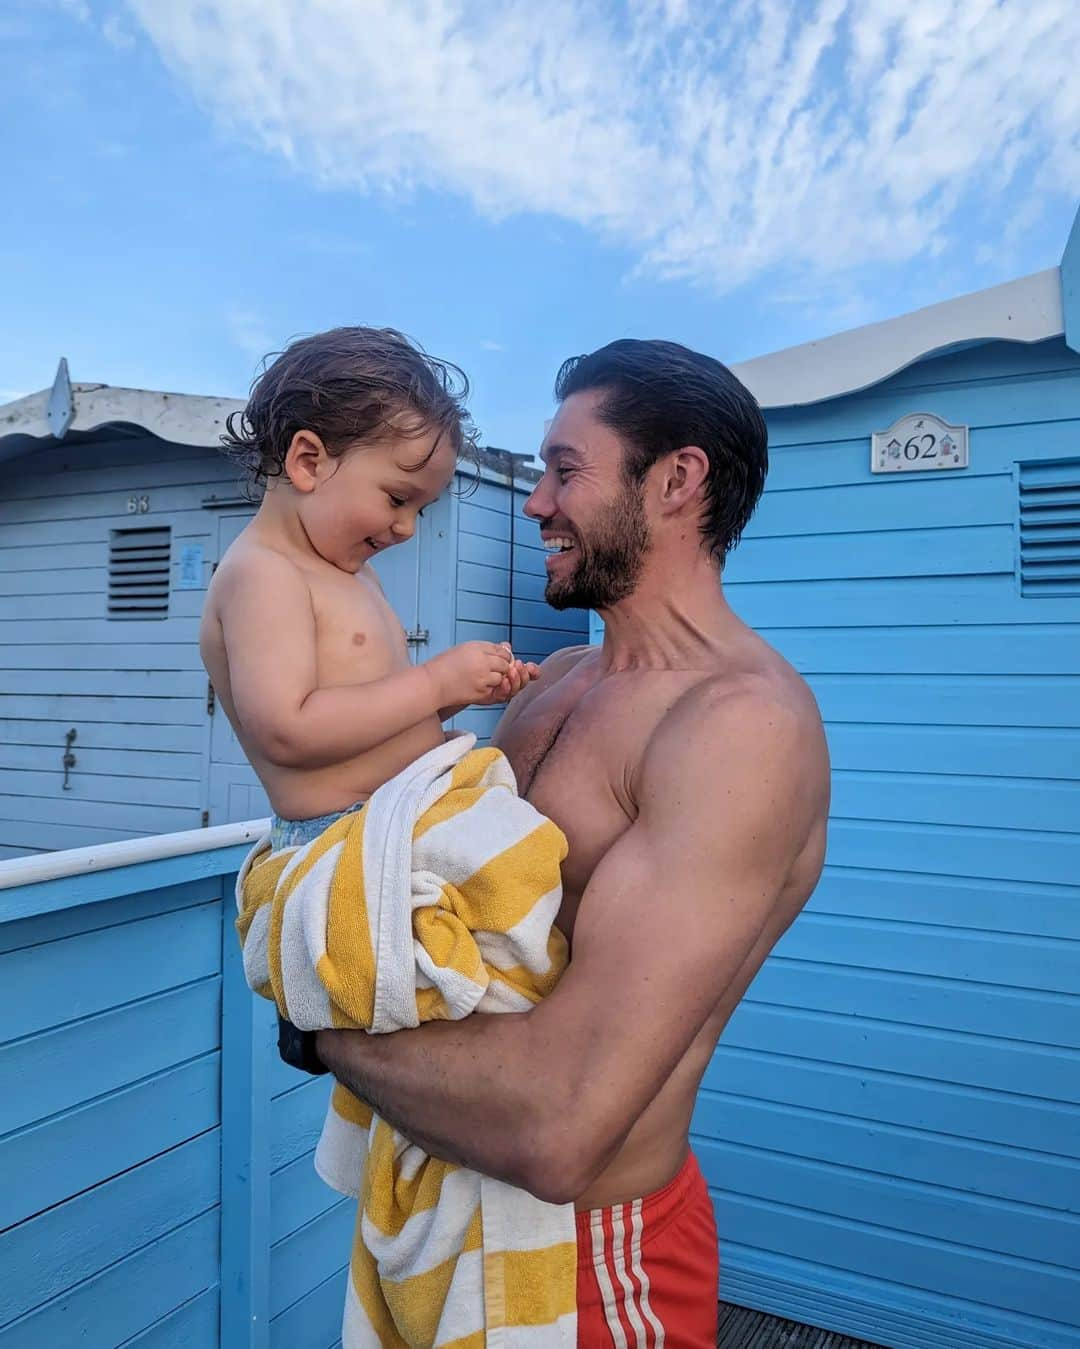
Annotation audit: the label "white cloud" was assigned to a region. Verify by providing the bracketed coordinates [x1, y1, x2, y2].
[225, 307, 276, 365]
[479, 339, 505, 352]
[102, 12, 135, 48]
[124, 0, 1080, 293]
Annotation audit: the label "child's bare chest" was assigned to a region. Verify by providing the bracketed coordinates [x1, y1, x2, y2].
[308, 569, 410, 683]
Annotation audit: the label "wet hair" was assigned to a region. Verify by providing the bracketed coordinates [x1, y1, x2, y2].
[222, 326, 478, 491]
[553, 338, 768, 566]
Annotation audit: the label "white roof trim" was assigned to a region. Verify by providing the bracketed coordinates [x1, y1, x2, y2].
[731, 267, 1065, 410]
[0, 380, 536, 487]
[0, 382, 240, 453]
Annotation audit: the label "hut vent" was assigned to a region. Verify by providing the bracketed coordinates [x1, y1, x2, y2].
[1018, 459, 1080, 597]
[107, 526, 172, 618]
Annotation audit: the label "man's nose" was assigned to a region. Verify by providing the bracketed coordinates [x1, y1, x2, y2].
[524, 479, 551, 521]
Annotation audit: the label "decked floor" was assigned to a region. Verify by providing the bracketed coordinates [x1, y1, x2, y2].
[718, 1304, 886, 1349]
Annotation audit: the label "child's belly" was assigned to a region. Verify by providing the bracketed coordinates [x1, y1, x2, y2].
[257, 715, 448, 821]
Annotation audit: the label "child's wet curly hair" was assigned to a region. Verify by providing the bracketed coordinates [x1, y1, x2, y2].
[222, 326, 478, 492]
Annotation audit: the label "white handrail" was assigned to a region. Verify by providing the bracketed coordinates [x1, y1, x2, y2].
[0, 818, 270, 890]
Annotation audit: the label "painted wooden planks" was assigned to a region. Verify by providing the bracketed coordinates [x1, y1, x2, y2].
[0, 1210, 220, 1348]
[0, 1133, 220, 1328]
[269, 1200, 355, 1320]
[270, 1267, 349, 1349]
[271, 1076, 336, 1173]
[695, 1089, 1079, 1214]
[774, 910, 1080, 991]
[702, 1046, 1079, 1159]
[707, 1183, 1079, 1327]
[0, 977, 220, 1136]
[1, 899, 220, 1041]
[727, 526, 1014, 583]
[808, 868, 1078, 938]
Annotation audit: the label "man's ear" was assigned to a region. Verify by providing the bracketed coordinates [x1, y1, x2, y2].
[283, 430, 330, 493]
[656, 446, 709, 514]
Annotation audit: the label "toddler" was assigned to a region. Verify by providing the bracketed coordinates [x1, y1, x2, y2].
[200, 326, 537, 847]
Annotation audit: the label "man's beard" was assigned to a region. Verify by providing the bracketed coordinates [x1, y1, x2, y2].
[544, 479, 651, 610]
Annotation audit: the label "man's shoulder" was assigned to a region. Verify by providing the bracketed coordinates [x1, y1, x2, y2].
[646, 659, 825, 781]
[537, 644, 594, 678]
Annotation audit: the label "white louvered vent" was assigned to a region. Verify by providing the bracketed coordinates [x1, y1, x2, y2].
[1018, 459, 1080, 597]
[108, 527, 172, 618]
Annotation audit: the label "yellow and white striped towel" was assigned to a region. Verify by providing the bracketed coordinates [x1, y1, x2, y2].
[235, 733, 578, 1348]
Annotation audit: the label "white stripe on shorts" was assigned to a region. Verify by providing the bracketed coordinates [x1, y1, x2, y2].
[630, 1198, 665, 1348]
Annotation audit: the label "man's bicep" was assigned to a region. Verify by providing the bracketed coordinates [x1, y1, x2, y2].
[548, 697, 810, 1112]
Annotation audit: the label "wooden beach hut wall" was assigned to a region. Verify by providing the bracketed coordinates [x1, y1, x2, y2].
[683, 206, 1080, 1347]
[0, 376, 585, 857]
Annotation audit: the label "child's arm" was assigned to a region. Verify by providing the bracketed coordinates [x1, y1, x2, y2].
[218, 552, 512, 770]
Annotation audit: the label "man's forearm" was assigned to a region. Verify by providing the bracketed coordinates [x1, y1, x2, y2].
[316, 1013, 557, 1194]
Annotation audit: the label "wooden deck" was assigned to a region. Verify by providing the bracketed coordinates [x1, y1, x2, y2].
[718, 1304, 885, 1349]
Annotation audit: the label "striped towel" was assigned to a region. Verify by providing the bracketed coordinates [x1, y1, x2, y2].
[235, 734, 578, 1348]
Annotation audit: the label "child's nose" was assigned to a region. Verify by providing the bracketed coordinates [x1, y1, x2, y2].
[392, 518, 415, 540]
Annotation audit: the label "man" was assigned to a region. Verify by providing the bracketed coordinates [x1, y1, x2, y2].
[316, 338, 831, 1345]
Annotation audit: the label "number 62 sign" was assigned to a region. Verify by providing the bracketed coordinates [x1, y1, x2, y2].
[871, 412, 969, 475]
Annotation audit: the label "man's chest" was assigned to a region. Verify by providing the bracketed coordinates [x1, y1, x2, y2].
[496, 671, 671, 925]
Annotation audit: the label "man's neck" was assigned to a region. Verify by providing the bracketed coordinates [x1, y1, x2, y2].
[595, 551, 745, 672]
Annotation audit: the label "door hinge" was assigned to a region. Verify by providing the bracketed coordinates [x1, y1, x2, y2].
[201, 810, 210, 828]
[206, 680, 216, 715]
[405, 627, 429, 648]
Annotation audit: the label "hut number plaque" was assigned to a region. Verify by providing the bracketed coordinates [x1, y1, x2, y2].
[871, 412, 968, 475]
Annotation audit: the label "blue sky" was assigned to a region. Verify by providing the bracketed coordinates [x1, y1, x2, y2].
[3, 0, 1078, 454]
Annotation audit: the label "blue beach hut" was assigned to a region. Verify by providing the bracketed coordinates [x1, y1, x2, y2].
[682, 207, 1080, 1347]
[0, 375, 584, 857]
[1, 214, 1078, 1347]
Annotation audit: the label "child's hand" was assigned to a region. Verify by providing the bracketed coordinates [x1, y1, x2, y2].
[429, 641, 514, 707]
[475, 656, 541, 706]
[502, 658, 542, 702]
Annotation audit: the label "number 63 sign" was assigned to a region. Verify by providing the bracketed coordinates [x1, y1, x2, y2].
[871, 412, 969, 475]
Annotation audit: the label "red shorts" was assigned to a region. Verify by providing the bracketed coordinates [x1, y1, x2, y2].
[575, 1151, 718, 1347]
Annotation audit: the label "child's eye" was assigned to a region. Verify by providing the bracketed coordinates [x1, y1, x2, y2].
[388, 493, 407, 508]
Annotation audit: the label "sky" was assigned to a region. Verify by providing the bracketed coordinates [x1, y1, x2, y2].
[2, 0, 1079, 454]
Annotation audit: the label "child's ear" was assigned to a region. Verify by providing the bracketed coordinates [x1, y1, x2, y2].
[284, 430, 329, 493]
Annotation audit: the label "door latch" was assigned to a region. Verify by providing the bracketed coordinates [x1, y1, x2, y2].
[62, 728, 77, 790]
[405, 627, 429, 647]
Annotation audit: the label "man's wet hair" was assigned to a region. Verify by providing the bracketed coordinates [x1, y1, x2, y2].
[223, 326, 478, 492]
[553, 338, 768, 566]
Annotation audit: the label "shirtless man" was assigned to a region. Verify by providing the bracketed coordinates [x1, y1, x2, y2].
[317, 338, 831, 1346]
